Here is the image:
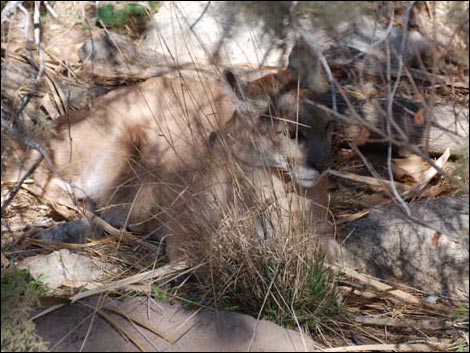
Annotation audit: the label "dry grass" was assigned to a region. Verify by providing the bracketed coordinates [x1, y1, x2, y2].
[1, 1, 469, 351]
[178, 183, 338, 327]
[1, 269, 49, 352]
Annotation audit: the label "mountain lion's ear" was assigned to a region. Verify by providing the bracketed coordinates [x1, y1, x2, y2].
[224, 70, 249, 100]
[224, 69, 291, 103]
[287, 33, 327, 93]
[224, 34, 326, 103]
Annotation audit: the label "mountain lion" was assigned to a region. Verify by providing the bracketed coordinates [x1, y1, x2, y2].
[17, 42, 334, 261]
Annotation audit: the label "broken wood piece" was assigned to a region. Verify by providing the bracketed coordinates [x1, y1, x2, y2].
[322, 342, 453, 352]
[328, 169, 412, 193]
[70, 261, 191, 303]
[330, 265, 422, 304]
[349, 316, 453, 330]
[401, 147, 451, 198]
[392, 155, 429, 182]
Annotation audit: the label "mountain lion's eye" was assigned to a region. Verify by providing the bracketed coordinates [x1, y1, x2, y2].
[288, 130, 305, 141]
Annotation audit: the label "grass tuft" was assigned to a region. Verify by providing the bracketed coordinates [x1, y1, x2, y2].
[1, 269, 49, 352]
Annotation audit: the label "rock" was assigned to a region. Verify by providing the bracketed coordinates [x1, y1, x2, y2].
[145, 1, 293, 68]
[35, 296, 319, 351]
[18, 249, 118, 290]
[340, 197, 469, 302]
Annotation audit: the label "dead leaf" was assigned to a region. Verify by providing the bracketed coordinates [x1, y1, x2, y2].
[1, 252, 10, 267]
[431, 232, 442, 247]
[354, 127, 371, 146]
[414, 108, 425, 126]
[392, 155, 428, 182]
[357, 193, 389, 208]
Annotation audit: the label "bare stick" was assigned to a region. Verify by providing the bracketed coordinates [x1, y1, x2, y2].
[70, 261, 191, 302]
[1, 154, 44, 215]
[322, 342, 451, 352]
[328, 169, 411, 193]
[330, 265, 421, 304]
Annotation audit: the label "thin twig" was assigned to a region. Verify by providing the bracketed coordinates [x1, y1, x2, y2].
[330, 265, 422, 305]
[1, 154, 44, 215]
[328, 169, 411, 192]
[384, 1, 417, 217]
[70, 261, 191, 302]
[1, 1, 22, 22]
[322, 342, 451, 352]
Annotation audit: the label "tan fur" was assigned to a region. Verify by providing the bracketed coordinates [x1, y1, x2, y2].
[160, 136, 332, 262]
[30, 69, 333, 262]
[34, 76, 236, 230]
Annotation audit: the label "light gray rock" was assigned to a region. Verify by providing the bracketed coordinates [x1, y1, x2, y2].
[36, 297, 320, 352]
[340, 197, 469, 303]
[145, 1, 293, 68]
[18, 249, 118, 290]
